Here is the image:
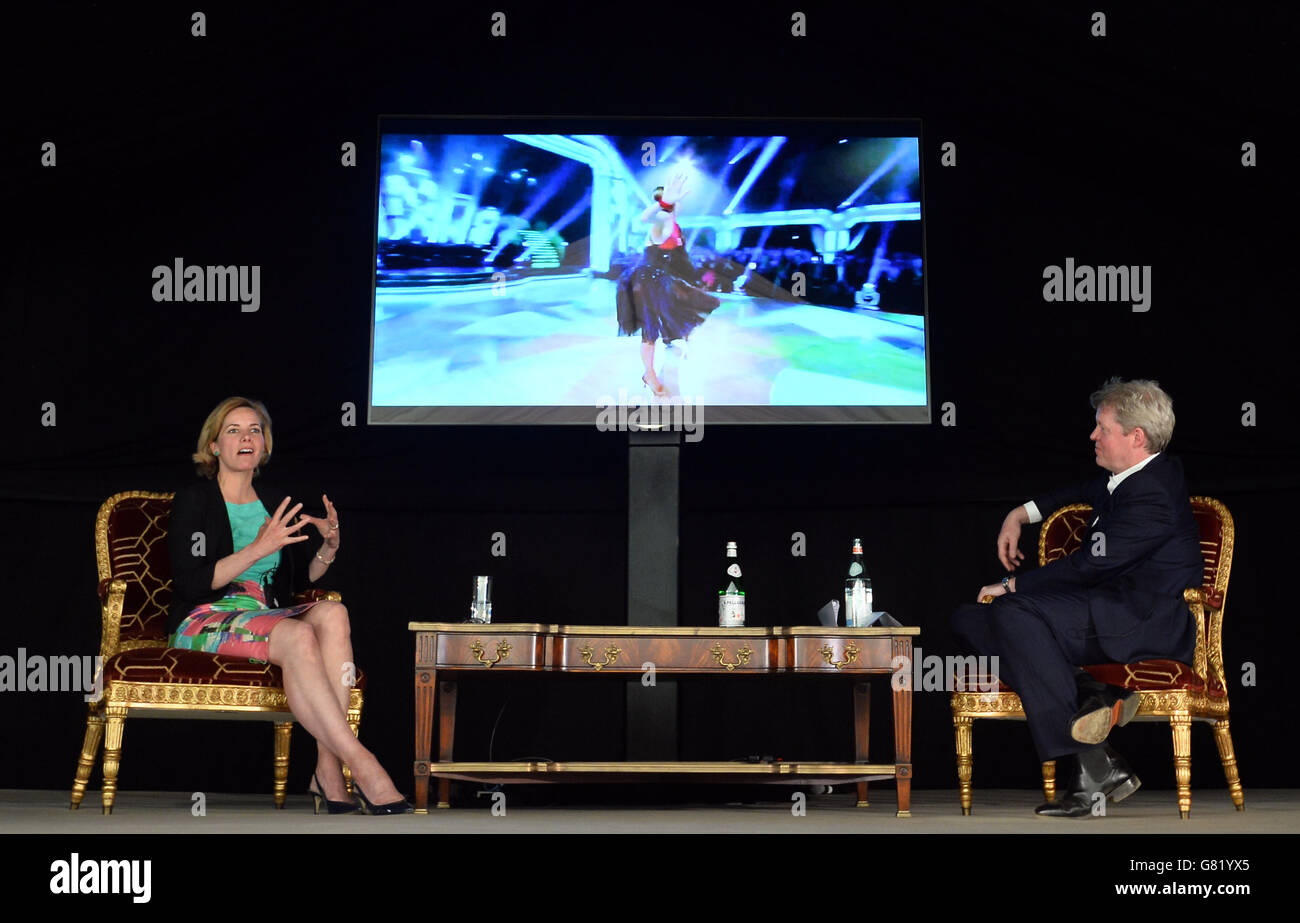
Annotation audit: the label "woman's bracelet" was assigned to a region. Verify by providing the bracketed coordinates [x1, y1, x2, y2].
[315, 551, 335, 565]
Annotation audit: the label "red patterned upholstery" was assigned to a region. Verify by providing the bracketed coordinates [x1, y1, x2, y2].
[967, 659, 1220, 697]
[1192, 504, 1226, 608]
[106, 648, 282, 686]
[101, 495, 173, 643]
[1040, 507, 1091, 566]
[1084, 660, 1223, 696]
[104, 647, 366, 688]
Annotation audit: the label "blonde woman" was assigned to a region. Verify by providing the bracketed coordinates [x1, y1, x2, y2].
[167, 396, 411, 815]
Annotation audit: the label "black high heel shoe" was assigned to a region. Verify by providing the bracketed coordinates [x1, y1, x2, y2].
[309, 773, 361, 815]
[354, 782, 414, 816]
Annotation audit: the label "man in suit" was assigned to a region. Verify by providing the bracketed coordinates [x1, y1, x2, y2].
[951, 379, 1203, 816]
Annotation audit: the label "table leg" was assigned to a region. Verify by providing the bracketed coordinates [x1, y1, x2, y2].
[892, 638, 913, 817]
[414, 668, 436, 813]
[436, 679, 458, 809]
[853, 682, 871, 807]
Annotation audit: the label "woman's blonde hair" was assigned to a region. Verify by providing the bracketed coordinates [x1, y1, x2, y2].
[192, 396, 273, 478]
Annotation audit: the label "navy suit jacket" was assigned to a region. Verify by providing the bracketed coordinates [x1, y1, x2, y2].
[1013, 453, 1203, 664]
[166, 478, 324, 637]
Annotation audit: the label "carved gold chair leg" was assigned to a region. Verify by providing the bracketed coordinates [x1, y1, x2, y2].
[1212, 718, 1245, 811]
[272, 721, 293, 809]
[1170, 714, 1193, 819]
[344, 694, 362, 795]
[70, 709, 106, 810]
[953, 715, 973, 815]
[100, 704, 128, 815]
[1041, 760, 1057, 803]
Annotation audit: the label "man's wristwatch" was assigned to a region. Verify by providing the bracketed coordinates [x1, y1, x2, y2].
[1001, 576, 1011, 592]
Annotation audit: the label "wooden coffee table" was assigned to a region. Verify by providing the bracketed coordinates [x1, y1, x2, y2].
[410, 622, 919, 816]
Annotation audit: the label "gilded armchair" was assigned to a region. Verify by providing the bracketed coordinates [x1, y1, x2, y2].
[69, 490, 364, 814]
[950, 496, 1243, 818]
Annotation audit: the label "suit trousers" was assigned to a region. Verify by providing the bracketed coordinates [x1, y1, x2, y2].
[951, 590, 1112, 762]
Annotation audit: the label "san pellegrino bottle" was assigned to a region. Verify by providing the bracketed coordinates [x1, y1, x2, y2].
[844, 538, 873, 627]
[718, 540, 745, 627]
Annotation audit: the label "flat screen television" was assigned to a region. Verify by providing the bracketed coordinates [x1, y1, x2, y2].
[369, 118, 929, 425]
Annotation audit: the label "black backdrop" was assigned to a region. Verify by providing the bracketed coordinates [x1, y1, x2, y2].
[2, 3, 1294, 802]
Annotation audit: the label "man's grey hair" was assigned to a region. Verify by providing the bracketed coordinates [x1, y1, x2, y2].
[1090, 378, 1175, 453]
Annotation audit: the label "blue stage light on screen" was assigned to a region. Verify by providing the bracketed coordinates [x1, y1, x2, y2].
[839, 138, 919, 210]
[472, 152, 484, 160]
[723, 136, 786, 215]
[728, 138, 759, 165]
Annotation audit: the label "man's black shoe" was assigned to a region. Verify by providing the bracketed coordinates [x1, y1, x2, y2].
[1069, 686, 1141, 744]
[1034, 791, 1095, 817]
[1034, 745, 1141, 817]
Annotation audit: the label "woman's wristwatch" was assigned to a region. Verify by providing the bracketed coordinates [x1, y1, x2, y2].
[1001, 576, 1012, 592]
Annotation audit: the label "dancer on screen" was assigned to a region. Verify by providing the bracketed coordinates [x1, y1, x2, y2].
[616, 172, 720, 396]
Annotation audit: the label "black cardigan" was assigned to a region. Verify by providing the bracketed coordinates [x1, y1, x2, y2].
[166, 477, 323, 637]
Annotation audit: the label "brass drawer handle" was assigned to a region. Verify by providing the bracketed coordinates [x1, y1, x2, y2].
[710, 642, 753, 672]
[578, 644, 622, 671]
[820, 642, 860, 670]
[470, 639, 511, 668]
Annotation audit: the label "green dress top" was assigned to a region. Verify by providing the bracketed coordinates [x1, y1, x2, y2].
[226, 499, 280, 585]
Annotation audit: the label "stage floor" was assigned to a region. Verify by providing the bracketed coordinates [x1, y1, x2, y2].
[6, 788, 1290, 834]
[373, 276, 927, 407]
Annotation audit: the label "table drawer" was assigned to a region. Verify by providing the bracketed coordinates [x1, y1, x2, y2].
[434, 631, 549, 670]
[554, 635, 780, 673]
[784, 636, 898, 672]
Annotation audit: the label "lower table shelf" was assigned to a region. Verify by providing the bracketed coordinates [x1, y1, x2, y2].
[423, 760, 900, 784]
[418, 761, 906, 814]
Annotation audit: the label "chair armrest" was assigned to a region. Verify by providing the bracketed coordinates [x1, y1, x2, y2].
[295, 589, 342, 603]
[98, 577, 127, 604]
[98, 577, 128, 661]
[1184, 586, 1223, 609]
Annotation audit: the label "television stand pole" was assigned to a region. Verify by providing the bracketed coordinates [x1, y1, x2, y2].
[626, 429, 680, 760]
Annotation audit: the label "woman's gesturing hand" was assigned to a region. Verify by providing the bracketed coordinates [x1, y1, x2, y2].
[253, 497, 310, 557]
[298, 494, 341, 552]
